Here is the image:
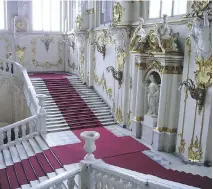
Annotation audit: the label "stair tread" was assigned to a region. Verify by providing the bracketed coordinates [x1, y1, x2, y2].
[9, 146, 21, 163]
[3, 149, 13, 166]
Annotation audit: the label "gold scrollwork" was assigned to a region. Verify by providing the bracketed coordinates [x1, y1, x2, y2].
[161, 65, 183, 74]
[178, 133, 186, 154]
[116, 51, 126, 72]
[87, 8, 95, 15]
[127, 111, 132, 127]
[16, 45, 26, 64]
[194, 56, 212, 88]
[116, 107, 123, 124]
[133, 116, 144, 122]
[98, 73, 113, 100]
[185, 37, 191, 56]
[147, 60, 162, 73]
[31, 37, 63, 68]
[80, 50, 85, 65]
[154, 127, 177, 134]
[76, 14, 83, 29]
[188, 136, 203, 162]
[111, 2, 123, 27]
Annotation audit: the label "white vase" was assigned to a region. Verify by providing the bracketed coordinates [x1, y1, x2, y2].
[80, 131, 100, 161]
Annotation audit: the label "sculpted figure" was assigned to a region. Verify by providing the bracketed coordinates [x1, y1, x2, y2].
[190, 11, 212, 60]
[147, 74, 160, 117]
[129, 18, 147, 51]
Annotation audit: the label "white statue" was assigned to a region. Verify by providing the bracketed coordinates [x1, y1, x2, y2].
[129, 18, 147, 51]
[147, 74, 160, 118]
[190, 11, 212, 60]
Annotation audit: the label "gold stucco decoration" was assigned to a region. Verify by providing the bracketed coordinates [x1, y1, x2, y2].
[87, 8, 95, 15]
[111, 2, 123, 27]
[185, 37, 191, 56]
[116, 107, 123, 124]
[16, 45, 26, 64]
[98, 73, 113, 100]
[194, 56, 212, 88]
[31, 37, 63, 68]
[146, 60, 162, 73]
[80, 50, 85, 65]
[185, 0, 212, 18]
[188, 136, 203, 162]
[178, 133, 186, 154]
[116, 51, 126, 72]
[76, 14, 83, 29]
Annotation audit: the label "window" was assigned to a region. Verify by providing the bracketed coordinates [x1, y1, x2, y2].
[100, 1, 113, 25]
[0, 0, 5, 29]
[149, 0, 188, 19]
[32, 0, 61, 31]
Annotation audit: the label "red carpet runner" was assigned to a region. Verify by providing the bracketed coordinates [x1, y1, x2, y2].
[6, 73, 207, 189]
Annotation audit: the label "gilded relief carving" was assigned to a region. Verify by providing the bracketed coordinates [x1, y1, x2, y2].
[188, 136, 203, 162]
[31, 37, 63, 68]
[16, 45, 26, 64]
[178, 133, 186, 154]
[116, 107, 123, 124]
[111, 2, 123, 27]
[40, 34, 55, 52]
[76, 14, 83, 29]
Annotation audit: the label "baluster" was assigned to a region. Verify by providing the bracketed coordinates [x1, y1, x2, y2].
[7, 130, 11, 143]
[11, 63, 13, 74]
[67, 176, 75, 189]
[95, 172, 102, 188]
[6, 62, 9, 72]
[89, 170, 96, 189]
[14, 127, 19, 140]
[53, 183, 64, 189]
[108, 175, 116, 189]
[116, 178, 124, 189]
[22, 124, 27, 137]
[29, 121, 34, 134]
[102, 173, 109, 189]
[0, 132, 4, 145]
[8, 62, 11, 73]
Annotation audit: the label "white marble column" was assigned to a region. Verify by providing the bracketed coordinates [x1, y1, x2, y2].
[152, 73, 168, 151]
[131, 61, 138, 117]
[88, 31, 94, 87]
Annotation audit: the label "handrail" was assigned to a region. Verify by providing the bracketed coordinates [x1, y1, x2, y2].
[31, 167, 80, 189]
[0, 115, 37, 132]
[0, 57, 39, 115]
[91, 163, 198, 189]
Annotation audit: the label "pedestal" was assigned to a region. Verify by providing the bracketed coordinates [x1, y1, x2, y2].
[131, 119, 142, 138]
[164, 132, 177, 152]
[141, 115, 157, 145]
[152, 130, 165, 151]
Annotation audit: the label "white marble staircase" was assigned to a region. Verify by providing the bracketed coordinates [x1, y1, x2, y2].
[30, 76, 117, 133]
[0, 134, 77, 189]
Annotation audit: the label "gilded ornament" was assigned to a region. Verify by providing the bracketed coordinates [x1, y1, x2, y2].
[127, 111, 132, 127]
[135, 63, 147, 70]
[116, 51, 126, 71]
[31, 37, 62, 68]
[133, 116, 143, 122]
[188, 136, 203, 162]
[76, 14, 83, 29]
[185, 37, 191, 56]
[87, 8, 95, 15]
[154, 127, 177, 133]
[185, 0, 212, 18]
[16, 45, 26, 63]
[116, 107, 123, 124]
[106, 66, 123, 87]
[111, 2, 123, 27]
[179, 78, 206, 114]
[194, 56, 212, 88]
[40, 34, 55, 52]
[178, 133, 186, 154]
[146, 60, 162, 73]
[161, 65, 183, 74]
[106, 88, 112, 99]
[15, 19, 27, 32]
[80, 51, 85, 65]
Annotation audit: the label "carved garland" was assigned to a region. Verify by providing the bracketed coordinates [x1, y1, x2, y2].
[111, 2, 123, 27]
[115, 107, 123, 124]
[31, 37, 63, 68]
[16, 45, 26, 64]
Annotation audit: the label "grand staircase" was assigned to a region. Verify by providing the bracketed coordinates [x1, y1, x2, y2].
[30, 75, 117, 132]
[0, 135, 76, 189]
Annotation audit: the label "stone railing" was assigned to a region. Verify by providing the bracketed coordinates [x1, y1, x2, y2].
[33, 131, 198, 189]
[0, 57, 39, 115]
[0, 94, 46, 150]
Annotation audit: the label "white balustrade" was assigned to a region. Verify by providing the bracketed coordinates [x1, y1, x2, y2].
[0, 58, 39, 115]
[0, 115, 38, 150]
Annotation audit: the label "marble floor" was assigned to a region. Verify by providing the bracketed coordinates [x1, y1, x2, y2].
[42, 125, 212, 178]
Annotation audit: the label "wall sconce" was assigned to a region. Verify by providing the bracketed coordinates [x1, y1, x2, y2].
[179, 78, 206, 113]
[95, 42, 106, 59]
[106, 66, 123, 86]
